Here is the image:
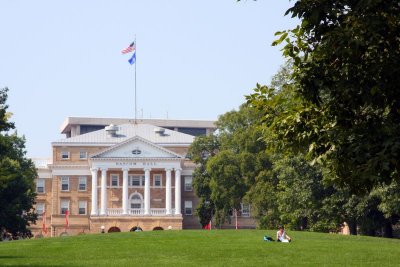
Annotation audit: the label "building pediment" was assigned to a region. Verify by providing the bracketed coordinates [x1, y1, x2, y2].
[91, 136, 183, 159]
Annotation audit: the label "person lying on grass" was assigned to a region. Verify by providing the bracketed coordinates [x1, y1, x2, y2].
[276, 226, 291, 243]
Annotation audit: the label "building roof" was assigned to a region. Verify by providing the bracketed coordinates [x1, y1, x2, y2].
[52, 123, 195, 146]
[60, 117, 216, 134]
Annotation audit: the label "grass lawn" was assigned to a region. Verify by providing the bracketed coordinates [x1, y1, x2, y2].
[0, 230, 399, 266]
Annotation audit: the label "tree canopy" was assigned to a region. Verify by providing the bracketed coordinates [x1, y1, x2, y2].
[248, 0, 400, 193]
[0, 87, 37, 239]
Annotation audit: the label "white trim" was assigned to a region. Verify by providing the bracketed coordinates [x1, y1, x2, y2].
[129, 192, 143, 209]
[36, 202, 45, 216]
[78, 200, 87, 215]
[61, 176, 69, 191]
[129, 175, 145, 187]
[78, 176, 87, 191]
[90, 136, 184, 159]
[110, 173, 119, 187]
[79, 150, 88, 160]
[153, 174, 162, 187]
[184, 200, 193, 216]
[36, 178, 45, 193]
[184, 176, 193, 191]
[61, 151, 70, 160]
[60, 199, 70, 215]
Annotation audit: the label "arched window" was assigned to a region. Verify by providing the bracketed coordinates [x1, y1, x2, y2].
[130, 193, 143, 209]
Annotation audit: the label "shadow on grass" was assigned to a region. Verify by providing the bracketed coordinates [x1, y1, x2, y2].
[0, 255, 25, 259]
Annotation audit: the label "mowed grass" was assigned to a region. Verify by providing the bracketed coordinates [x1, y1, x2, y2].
[0, 230, 399, 267]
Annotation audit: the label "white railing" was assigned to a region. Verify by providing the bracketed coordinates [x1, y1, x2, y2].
[150, 208, 166, 216]
[128, 208, 144, 215]
[107, 208, 123, 216]
[102, 208, 177, 217]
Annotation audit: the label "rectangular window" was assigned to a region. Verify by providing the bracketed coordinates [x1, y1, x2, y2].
[36, 178, 45, 193]
[241, 203, 250, 217]
[60, 199, 69, 215]
[79, 151, 87, 160]
[130, 176, 140, 186]
[129, 175, 144, 187]
[78, 176, 87, 191]
[184, 176, 193, 191]
[78, 200, 87, 215]
[184, 201, 193, 216]
[111, 174, 119, 187]
[61, 176, 69, 191]
[61, 151, 70, 160]
[153, 174, 162, 187]
[36, 202, 45, 216]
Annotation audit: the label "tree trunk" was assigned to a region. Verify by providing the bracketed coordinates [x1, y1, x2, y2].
[382, 220, 393, 238]
[348, 221, 357, 235]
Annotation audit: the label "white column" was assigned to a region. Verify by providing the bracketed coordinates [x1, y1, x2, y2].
[174, 168, 182, 215]
[144, 168, 151, 215]
[122, 168, 129, 215]
[165, 168, 172, 215]
[90, 168, 98, 216]
[100, 168, 108, 216]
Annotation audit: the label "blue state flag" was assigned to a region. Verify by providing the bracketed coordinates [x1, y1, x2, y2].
[128, 51, 136, 65]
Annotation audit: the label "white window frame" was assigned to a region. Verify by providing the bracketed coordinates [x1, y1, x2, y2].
[153, 174, 162, 187]
[61, 176, 69, 191]
[79, 150, 87, 160]
[184, 200, 193, 216]
[241, 203, 250, 217]
[130, 193, 143, 209]
[61, 151, 70, 160]
[78, 176, 87, 191]
[184, 176, 193, 191]
[78, 200, 87, 215]
[36, 202, 45, 216]
[36, 178, 45, 193]
[60, 199, 69, 215]
[111, 174, 119, 187]
[129, 175, 144, 187]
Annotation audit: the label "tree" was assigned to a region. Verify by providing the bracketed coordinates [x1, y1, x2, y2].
[0, 87, 37, 239]
[189, 104, 272, 227]
[249, 1, 400, 193]
[188, 134, 219, 227]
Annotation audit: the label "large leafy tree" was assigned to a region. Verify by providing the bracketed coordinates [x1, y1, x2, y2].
[189, 104, 271, 226]
[0, 87, 37, 239]
[249, 1, 400, 193]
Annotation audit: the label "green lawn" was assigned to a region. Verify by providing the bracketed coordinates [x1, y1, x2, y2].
[0, 230, 399, 266]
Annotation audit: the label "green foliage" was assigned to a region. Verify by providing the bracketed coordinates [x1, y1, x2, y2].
[249, 1, 400, 193]
[0, 87, 37, 239]
[189, 104, 272, 227]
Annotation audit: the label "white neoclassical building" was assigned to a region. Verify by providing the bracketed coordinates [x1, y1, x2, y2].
[32, 117, 255, 236]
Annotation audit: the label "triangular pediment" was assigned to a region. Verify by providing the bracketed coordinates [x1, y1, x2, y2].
[91, 136, 183, 159]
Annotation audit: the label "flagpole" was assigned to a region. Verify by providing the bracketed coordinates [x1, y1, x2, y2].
[134, 35, 137, 124]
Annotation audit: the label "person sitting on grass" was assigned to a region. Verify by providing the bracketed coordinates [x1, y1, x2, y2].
[276, 225, 291, 242]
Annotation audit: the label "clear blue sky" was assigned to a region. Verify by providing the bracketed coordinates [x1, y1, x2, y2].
[0, 0, 298, 158]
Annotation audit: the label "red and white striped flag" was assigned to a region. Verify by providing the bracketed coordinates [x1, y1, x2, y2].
[121, 41, 135, 54]
[42, 211, 47, 234]
[65, 209, 69, 229]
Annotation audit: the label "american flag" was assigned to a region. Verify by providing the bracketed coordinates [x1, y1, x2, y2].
[121, 41, 135, 54]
